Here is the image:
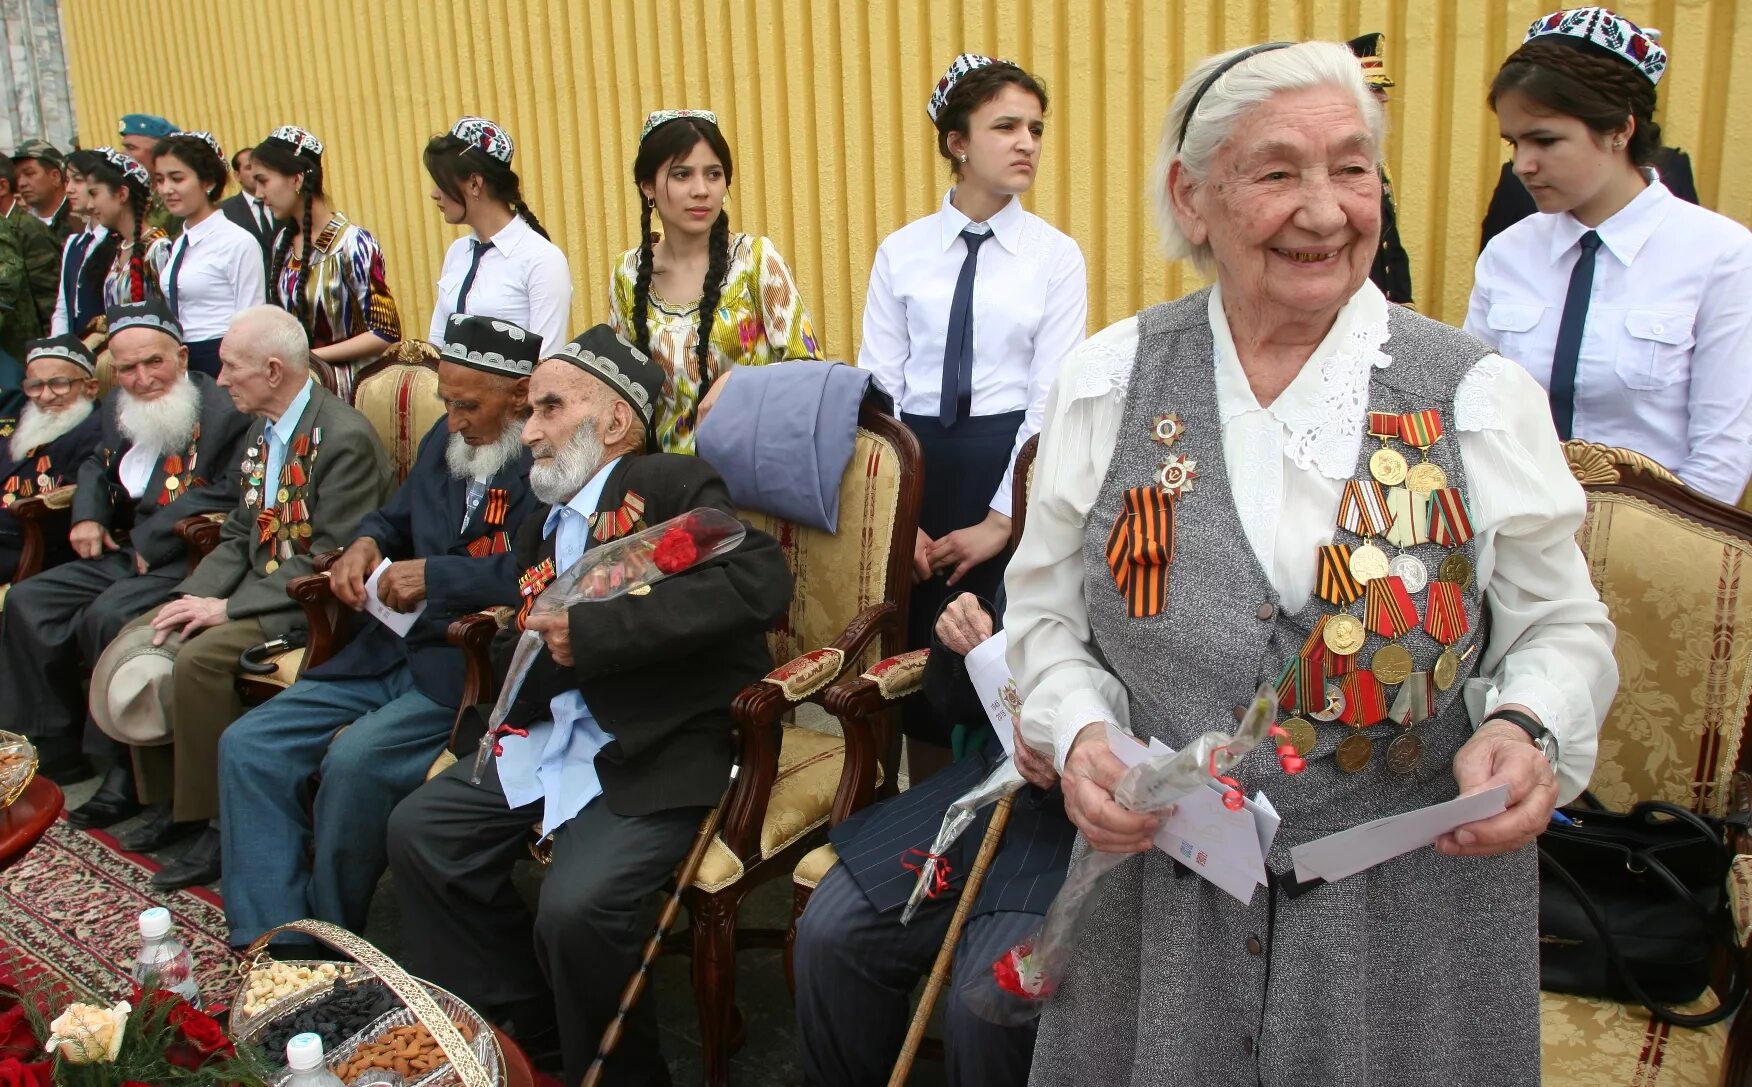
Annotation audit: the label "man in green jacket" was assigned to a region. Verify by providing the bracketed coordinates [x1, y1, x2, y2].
[0, 159, 63, 333]
[0, 213, 40, 390]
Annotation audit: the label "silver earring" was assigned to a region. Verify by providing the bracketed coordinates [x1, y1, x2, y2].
[958, 153, 967, 163]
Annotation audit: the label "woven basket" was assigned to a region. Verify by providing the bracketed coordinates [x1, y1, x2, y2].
[230, 920, 504, 1087]
[0, 732, 36, 809]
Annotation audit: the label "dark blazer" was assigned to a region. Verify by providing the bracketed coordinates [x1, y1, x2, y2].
[305, 415, 537, 707]
[1371, 170, 1414, 306]
[1480, 149, 1702, 252]
[0, 398, 104, 578]
[479, 452, 793, 817]
[72, 371, 252, 575]
[219, 192, 275, 278]
[178, 382, 394, 637]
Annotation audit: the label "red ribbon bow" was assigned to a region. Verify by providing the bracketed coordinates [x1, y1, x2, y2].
[900, 849, 954, 898]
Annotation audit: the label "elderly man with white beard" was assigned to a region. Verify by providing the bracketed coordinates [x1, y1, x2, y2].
[219, 313, 539, 949]
[0, 335, 106, 581]
[2, 300, 250, 804]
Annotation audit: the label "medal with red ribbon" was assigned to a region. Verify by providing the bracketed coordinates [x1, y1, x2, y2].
[1341, 669, 1387, 726]
[1301, 618, 1354, 677]
[1364, 574, 1418, 639]
[1428, 487, 1474, 547]
[484, 487, 510, 527]
[1276, 657, 1324, 715]
[1367, 411, 1408, 486]
[1399, 409, 1448, 492]
[1423, 579, 1469, 645]
[516, 557, 558, 629]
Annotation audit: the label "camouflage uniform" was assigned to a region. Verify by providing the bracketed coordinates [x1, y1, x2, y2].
[0, 215, 40, 388]
[3, 202, 62, 331]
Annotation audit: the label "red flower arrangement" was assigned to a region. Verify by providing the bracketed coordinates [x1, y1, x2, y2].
[0, 983, 270, 1087]
[652, 524, 700, 574]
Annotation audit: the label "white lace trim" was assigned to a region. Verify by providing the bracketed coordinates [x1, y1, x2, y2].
[1454, 355, 1507, 433]
[1070, 327, 1140, 401]
[1269, 313, 1393, 479]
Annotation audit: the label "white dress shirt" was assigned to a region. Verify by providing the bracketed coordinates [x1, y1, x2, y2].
[118, 439, 160, 499]
[158, 211, 267, 341]
[1465, 180, 1752, 504]
[858, 190, 1087, 517]
[496, 456, 624, 836]
[50, 225, 108, 336]
[1005, 282, 1618, 803]
[428, 213, 573, 356]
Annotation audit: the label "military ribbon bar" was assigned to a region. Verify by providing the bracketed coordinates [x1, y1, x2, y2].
[1398, 409, 1444, 450]
[1341, 669, 1387, 726]
[484, 487, 509, 527]
[1276, 656, 1324, 715]
[1388, 671, 1436, 726]
[1423, 579, 1468, 645]
[1337, 480, 1394, 537]
[1384, 487, 1430, 547]
[1364, 574, 1417, 638]
[1316, 544, 1364, 605]
[1367, 411, 1402, 440]
[1104, 484, 1176, 619]
[1428, 488, 1474, 547]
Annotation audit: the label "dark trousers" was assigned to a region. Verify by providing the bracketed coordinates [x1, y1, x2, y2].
[0, 550, 184, 757]
[386, 758, 705, 1087]
[793, 863, 1040, 1087]
[184, 338, 223, 378]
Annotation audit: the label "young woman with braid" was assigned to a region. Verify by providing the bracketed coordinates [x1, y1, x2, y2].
[252, 125, 401, 402]
[607, 110, 823, 454]
[1466, 7, 1752, 504]
[152, 133, 266, 376]
[84, 148, 171, 314]
[425, 116, 571, 355]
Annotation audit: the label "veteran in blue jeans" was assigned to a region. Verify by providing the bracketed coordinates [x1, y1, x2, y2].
[219, 313, 540, 948]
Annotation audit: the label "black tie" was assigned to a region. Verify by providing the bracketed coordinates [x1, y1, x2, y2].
[939, 228, 991, 427]
[1548, 230, 1602, 441]
[256, 203, 273, 238]
[166, 237, 189, 316]
[455, 239, 494, 314]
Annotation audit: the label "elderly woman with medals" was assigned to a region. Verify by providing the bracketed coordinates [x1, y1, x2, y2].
[1004, 40, 1618, 1085]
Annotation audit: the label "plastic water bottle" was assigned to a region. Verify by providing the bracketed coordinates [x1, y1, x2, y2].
[285, 1033, 346, 1087]
[131, 907, 202, 1008]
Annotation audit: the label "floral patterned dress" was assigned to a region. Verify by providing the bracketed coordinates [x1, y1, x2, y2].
[274, 212, 402, 402]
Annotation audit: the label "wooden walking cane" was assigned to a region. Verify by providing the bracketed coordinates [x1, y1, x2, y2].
[579, 762, 739, 1087]
[886, 791, 1018, 1087]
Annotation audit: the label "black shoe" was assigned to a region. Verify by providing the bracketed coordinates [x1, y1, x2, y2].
[115, 805, 200, 853]
[65, 763, 142, 828]
[150, 826, 221, 890]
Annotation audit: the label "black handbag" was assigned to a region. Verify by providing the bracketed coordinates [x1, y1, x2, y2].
[1538, 796, 1747, 1028]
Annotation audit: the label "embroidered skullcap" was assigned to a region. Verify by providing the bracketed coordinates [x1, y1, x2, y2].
[451, 116, 514, 165]
[181, 131, 225, 159]
[1347, 32, 1395, 88]
[93, 147, 151, 192]
[928, 53, 1005, 123]
[544, 324, 664, 453]
[439, 313, 538, 378]
[105, 299, 184, 346]
[266, 125, 325, 160]
[25, 334, 96, 376]
[10, 138, 62, 169]
[119, 114, 178, 139]
[640, 109, 719, 142]
[1526, 7, 1667, 84]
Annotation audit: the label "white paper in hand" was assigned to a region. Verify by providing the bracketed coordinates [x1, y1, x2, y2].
[964, 630, 1017, 758]
[1290, 784, 1510, 884]
[364, 558, 425, 638]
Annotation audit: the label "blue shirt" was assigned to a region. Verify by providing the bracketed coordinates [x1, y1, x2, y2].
[262, 378, 314, 490]
[495, 456, 624, 835]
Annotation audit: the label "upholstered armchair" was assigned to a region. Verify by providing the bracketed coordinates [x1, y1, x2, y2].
[6, 485, 79, 591]
[1542, 440, 1752, 1087]
[442, 400, 923, 1086]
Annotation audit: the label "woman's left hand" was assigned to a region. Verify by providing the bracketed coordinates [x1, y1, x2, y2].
[696, 368, 734, 426]
[927, 510, 1012, 587]
[1437, 718, 1558, 858]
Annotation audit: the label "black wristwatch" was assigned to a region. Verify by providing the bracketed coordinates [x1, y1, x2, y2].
[1487, 708, 1558, 766]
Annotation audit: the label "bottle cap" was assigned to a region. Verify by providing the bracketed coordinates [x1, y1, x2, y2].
[137, 907, 171, 940]
[286, 1032, 326, 1071]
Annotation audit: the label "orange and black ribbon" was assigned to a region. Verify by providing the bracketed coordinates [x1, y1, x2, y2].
[591, 489, 647, 543]
[1104, 484, 1175, 619]
[1364, 574, 1417, 639]
[484, 487, 509, 527]
[516, 557, 557, 629]
[1315, 543, 1363, 604]
[1424, 580, 1469, 645]
[466, 531, 512, 558]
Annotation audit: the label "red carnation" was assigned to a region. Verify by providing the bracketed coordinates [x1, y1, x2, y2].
[652, 527, 699, 574]
[0, 1058, 50, 1087]
[162, 1001, 234, 1068]
[0, 1008, 36, 1061]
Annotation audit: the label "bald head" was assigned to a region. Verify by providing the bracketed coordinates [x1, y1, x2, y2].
[218, 305, 313, 419]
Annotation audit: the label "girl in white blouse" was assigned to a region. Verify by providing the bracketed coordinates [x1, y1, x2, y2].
[152, 133, 268, 376]
[1466, 7, 1752, 505]
[424, 116, 572, 356]
[860, 54, 1086, 748]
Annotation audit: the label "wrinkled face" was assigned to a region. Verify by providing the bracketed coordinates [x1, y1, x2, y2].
[525, 361, 607, 461]
[154, 151, 210, 217]
[254, 164, 304, 219]
[1496, 88, 1624, 217]
[120, 134, 156, 170]
[22, 357, 96, 412]
[109, 328, 187, 400]
[949, 84, 1045, 196]
[1174, 85, 1381, 320]
[13, 159, 60, 208]
[215, 334, 283, 415]
[86, 180, 132, 231]
[641, 141, 727, 240]
[437, 360, 527, 445]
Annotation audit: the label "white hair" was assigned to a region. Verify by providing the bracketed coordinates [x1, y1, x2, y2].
[226, 304, 311, 375]
[1152, 40, 1384, 270]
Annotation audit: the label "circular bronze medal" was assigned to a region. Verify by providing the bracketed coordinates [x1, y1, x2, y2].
[1405, 462, 1447, 493]
[1371, 643, 1413, 685]
[1323, 614, 1366, 656]
[1386, 732, 1423, 775]
[1311, 684, 1346, 722]
[1336, 733, 1373, 773]
[1349, 542, 1390, 584]
[164, 476, 180, 491]
[1369, 447, 1408, 486]
[1281, 716, 1319, 758]
[278, 486, 290, 504]
[1437, 552, 1474, 589]
[36, 473, 52, 489]
[1433, 649, 1458, 691]
[264, 559, 279, 574]
[1389, 553, 1427, 593]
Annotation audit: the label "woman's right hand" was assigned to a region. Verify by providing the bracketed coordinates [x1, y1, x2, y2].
[1062, 722, 1166, 853]
[912, 528, 935, 583]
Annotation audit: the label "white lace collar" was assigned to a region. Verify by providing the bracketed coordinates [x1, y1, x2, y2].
[1209, 281, 1391, 479]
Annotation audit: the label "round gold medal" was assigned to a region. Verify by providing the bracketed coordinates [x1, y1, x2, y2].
[1281, 716, 1319, 758]
[1437, 552, 1474, 590]
[1311, 684, 1346, 722]
[164, 476, 180, 491]
[1405, 461, 1447, 493]
[1386, 732, 1423, 775]
[36, 474, 52, 489]
[1336, 733, 1373, 773]
[1369, 447, 1408, 486]
[1433, 649, 1458, 691]
[1349, 542, 1391, 584]
[264, 559, 279, 574]
[278, 486, 291, 504]
[1371, 643, 1413, 685]
[1322, 614, 1366, 657]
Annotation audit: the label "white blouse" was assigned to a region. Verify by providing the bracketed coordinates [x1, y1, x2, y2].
[428, 213, 573, 357]
[158, 211, 267, 341]
[1005, 281, 1618, 803]
[1465, 180, 1752, 505]
[858, 190, 1087, 517]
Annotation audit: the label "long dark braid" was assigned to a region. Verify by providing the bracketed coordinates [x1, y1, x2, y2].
[631, 198, 656, 355]
[127, 187, 147, 302]
[269, 222, 295, 308]
[252, 137, 325, 327]
[294, 194, 315, 326]
[694, 211, 730, 377]
[511, 199, 549, 240]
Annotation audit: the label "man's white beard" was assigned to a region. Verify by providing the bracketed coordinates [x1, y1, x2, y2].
[529, 423, 607, 506]
[10, 398, 94, 461]
[117, 376, 201, 453]
[444, 418, 527, 481]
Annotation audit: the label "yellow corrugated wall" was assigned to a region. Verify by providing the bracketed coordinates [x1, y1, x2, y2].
[61, 0, 1751, 353]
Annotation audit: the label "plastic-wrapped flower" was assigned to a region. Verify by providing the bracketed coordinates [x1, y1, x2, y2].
[44, 1001, 130, 1064]
[653, 525, 701, 574]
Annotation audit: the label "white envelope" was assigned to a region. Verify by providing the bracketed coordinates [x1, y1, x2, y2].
[964, 631, 1017, 757]
[1290, 784, 1509, 884]
[364, 558, 426, 638]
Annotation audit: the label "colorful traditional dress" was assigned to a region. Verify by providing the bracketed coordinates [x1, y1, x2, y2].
[608, 232, 822, 454]
[99, 227, 171, 311]
[274, 212, 402, 402]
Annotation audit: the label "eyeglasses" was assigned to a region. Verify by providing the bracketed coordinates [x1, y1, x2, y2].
[22, 377, 80, 396]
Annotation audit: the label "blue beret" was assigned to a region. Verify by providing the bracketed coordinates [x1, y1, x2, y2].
[118, 114, 178, 139]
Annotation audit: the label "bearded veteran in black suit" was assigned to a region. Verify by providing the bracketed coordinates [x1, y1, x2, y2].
[3, 301, 249, 797]
[0, 336, 106, 581]
[220, 312, 539, 949]
[107, 303, 393, 890]
[388, 324, 794, 1086]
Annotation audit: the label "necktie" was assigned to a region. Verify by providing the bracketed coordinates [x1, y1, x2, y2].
[62, 232, 90, 319]
[939, 228, 991, 426]
[256, 203, 273, 238]
[455, 239, 494, 314]
[165, 237, 189, 316]
[1548, 230, 1602, 441]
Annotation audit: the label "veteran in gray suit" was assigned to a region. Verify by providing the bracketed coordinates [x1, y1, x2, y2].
[115, 304, 392, 889]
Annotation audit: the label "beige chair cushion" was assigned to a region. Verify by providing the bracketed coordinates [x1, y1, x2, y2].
[1540, 989, 1728, 1085]
[353, 361, 443, 483]
[247, 647, 308, 691]
[793, 843, 839, 891]
[427, 748, 458, 781]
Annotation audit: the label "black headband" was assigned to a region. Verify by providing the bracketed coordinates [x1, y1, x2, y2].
[1176, 42, 1295, 150]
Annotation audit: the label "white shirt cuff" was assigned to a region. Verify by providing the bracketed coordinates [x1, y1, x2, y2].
[1050, 689, 1121, 772]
